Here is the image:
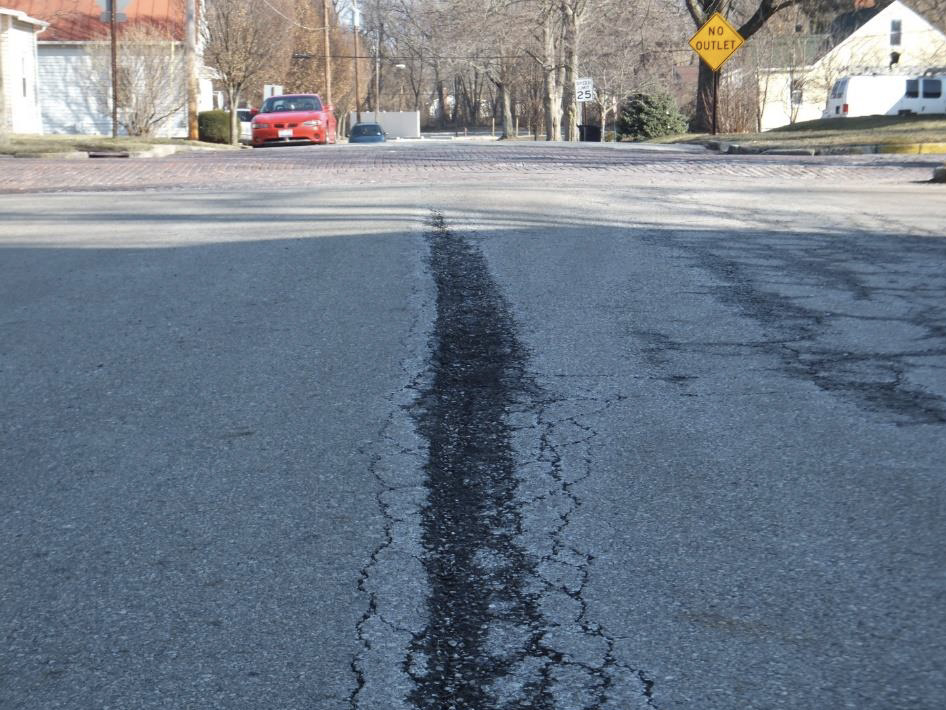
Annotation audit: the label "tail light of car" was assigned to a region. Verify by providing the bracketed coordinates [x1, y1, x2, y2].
[842, 104, 848, 114]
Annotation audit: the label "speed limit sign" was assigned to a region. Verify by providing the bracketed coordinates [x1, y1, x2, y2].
[575, 78, 594, 102]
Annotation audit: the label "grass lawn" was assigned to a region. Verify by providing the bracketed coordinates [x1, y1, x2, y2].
[0, 134, 236, 157]
[655, 114, 946, 150]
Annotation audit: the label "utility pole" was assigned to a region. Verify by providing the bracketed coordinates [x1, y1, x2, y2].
[186, 0, 198, 140]
[374, 0, 381, 120]
[322, 0, 333, 106]
[110, 0, 119, 137]
[374, 36, 380, 120]
[352, 2, 361, 123]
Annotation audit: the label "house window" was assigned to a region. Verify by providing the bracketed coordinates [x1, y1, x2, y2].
[906, 79, 919, 98]
[922, 79, 942, 98]
[890, 19, 902, 46]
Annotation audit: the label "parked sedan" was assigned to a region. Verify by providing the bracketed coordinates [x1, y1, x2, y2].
[251, 94, 337, 146]
[348, 123, 386, 143]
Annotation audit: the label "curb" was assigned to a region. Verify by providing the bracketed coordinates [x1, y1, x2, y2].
[9, 142, 240, 159]
[876, 143, 946, 155]
[13, 151, 89, 160]
[709, 140, 946, 156]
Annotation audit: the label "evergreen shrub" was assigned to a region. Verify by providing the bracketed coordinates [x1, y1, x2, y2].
[198, 110, 230, 144]
[617, 93, 688, 140]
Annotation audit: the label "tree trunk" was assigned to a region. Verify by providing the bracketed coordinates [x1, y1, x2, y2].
[542, 12, 562, 141]
[693, 60, 715, 133]
[435, 66, 447, 128]
[490, 75, 513, 139]
[502, 86, 513, 139]
[227, 85, 240, 145]
[562, 5, 580, 142]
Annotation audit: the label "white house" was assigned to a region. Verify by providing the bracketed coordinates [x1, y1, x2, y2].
[2, 0, 213, 137]
[758, 1, 946, 130]
[0, 6, 46, 132]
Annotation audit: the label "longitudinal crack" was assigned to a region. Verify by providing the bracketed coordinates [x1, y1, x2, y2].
[406, 212, 657, 710]
[407, 212, 547, 709]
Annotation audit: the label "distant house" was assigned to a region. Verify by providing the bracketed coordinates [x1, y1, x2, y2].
[758, 0, 946, 130]
[0, 6, 47, 132]
[1, 0, 213, 136]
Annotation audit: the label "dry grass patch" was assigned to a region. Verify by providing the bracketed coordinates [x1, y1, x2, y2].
[0, 134, 233, 156]
[654, 115, 946, 150]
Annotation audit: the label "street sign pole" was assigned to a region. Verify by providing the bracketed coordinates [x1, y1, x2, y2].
[713, 70, 719, 135]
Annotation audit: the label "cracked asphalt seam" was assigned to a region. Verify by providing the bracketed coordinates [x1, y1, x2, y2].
[403, 211, 656, 710]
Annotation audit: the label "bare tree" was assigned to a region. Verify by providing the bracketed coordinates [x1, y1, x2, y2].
[116, 24, 188, 136]
[202, 0, 293, 143]
[526, 0, 565, 141]
[378, 0, 750, 139]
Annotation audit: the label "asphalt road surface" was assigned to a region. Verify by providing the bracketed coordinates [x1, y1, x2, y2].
[1, 142, 944, 709]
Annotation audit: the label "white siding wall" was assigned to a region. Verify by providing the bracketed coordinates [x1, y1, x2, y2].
[38, 44, 111, 134]
[10, 20, 42, 132]
[0, 13, 44, 133]
[758, 72, 827, 132]
[39, 43, 190, 137]
[823, 2, 946, 73]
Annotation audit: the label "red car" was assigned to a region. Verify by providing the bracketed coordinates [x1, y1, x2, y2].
[251, 94, 337, 146]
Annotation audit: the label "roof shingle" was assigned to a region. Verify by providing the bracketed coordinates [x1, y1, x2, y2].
[1, 0, 183, 41]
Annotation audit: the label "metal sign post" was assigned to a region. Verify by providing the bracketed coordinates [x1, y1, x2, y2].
[713, 70, 720, 135]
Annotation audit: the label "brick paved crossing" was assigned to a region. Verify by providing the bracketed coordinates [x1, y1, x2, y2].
[0, 141, 941, 193]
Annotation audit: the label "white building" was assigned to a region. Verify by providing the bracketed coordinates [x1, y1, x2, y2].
[2, 0, 213, 137]
[758, 1, 946, 130]
[0, 6, 47, 133]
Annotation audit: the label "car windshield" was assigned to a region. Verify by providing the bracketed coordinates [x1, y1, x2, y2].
[261, 97, 322, 113]
[352, 124, 383, 136]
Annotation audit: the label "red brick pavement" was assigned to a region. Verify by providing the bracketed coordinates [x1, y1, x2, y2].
[0, 143, 941, 194]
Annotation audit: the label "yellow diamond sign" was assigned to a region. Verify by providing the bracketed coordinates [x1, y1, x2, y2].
[689, 12, 744, 71]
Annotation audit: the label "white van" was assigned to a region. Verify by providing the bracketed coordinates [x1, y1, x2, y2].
[824, 73, 946, 118]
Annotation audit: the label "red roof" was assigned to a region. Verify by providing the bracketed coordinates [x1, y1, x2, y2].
[1, 0, 183, 41]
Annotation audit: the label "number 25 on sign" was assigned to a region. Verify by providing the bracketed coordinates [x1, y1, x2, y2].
[689, 12, 744, 71]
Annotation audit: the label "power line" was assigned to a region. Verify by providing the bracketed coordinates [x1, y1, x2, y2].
[293, 48, 696, 61]
[260, 0, 329, 31]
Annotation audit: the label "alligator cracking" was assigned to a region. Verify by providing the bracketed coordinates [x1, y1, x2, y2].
[404, 212, 657, 709]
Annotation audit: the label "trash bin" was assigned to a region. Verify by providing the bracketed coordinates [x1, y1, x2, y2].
[578, 124, 601, 142]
